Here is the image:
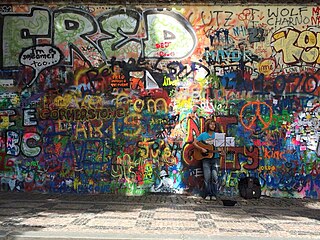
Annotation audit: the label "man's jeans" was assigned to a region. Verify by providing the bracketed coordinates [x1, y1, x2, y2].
[202, 158, 220, 197]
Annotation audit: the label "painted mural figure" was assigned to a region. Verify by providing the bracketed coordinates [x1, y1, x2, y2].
[193, 118, 223, 200]
[108, 62, 129, 88]
[129, 71, 145, 91]
[151, 170, 174, 193]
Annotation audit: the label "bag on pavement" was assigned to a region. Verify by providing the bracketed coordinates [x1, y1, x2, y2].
[238, 177, 261, 199]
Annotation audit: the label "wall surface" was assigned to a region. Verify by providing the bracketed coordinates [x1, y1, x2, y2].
[0, 3, 319, 199]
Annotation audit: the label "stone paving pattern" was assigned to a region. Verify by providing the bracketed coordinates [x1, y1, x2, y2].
[0, 192, 319, 239]
[4, 0, 317, 4]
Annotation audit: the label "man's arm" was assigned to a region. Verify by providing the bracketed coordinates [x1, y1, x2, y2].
[193, 139, 208, 153]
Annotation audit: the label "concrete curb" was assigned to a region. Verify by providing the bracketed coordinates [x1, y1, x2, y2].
[3, 231, 317, 240]
[0, 231, 9, 240]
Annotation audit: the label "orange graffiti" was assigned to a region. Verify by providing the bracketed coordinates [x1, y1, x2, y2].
[237, 8, 255, 28]
[240, 101, 273, 131]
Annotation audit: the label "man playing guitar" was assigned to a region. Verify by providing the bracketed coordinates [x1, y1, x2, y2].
[193, 118, 222, 200]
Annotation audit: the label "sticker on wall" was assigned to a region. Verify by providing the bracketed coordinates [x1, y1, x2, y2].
[19, 45, 62, 88]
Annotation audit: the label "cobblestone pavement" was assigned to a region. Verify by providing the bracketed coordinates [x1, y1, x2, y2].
[0, 192, 319, 240]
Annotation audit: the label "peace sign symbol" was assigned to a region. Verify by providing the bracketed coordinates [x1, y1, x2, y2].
[240, 101, 273, 132]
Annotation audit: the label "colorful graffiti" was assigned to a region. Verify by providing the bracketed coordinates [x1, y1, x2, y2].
[0, 4, 319, 199]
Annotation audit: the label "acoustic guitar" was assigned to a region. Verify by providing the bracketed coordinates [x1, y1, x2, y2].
[193, 142, 218, 161]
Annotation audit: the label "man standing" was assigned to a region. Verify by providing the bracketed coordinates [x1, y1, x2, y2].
[193, 118, 222, 200]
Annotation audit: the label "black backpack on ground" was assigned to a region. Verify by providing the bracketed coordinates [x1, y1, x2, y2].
[238, 177, 261, 199]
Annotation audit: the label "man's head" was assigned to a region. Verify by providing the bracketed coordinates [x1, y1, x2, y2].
[205, 119, 216, 132]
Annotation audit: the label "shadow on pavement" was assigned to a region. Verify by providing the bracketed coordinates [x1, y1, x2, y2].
[0, 191, 319, 239]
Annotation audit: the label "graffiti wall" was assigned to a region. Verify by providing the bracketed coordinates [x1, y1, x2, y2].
[0, 3, 320, 199]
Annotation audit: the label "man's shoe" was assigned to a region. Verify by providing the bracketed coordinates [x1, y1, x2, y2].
[201, 194, 208, 200]
[205, 195, 211, 200]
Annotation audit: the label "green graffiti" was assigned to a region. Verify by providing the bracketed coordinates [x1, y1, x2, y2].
[99, 10, 142, 59]
[3, 9, 50, 67]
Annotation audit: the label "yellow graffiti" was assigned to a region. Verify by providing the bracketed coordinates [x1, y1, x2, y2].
[163, 75, 179, 86]
[147, 98, 168, 113]
[138, 141, 150, 158]
[53, 95, 73, 108]
[74, 68, 89, 86]
[124, 112, 142, 137]
[67, 119, 103, 139]
[150, 146, 160, 158]
[116, 153, 130, 165]
[226, 173, 239, 188]
[133, 99, 144, 113]
[112, 154, 136, 183]
[258, 59, 276, 76]
[144, 163, 153, 181]
[73, 177, 82, 191]
[84, 95, 103, 108]
[137, 140, 175, 165]
[0, 114, 10, 129]
[272, 29, 320, 64]
[89, 120, 103, 138]
[75, 121, 87, 139]
[259, 165, 276, 172]
[176, 99, 193, 109]
[161, 156, 178, 166]
[150, 118, 167, 126]
[132, 97, 168, 113]
[163, 146, 172, 158]
[115, 92, 130, 108]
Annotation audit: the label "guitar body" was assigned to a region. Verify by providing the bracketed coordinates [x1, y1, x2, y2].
[193, 142, 215, 161]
